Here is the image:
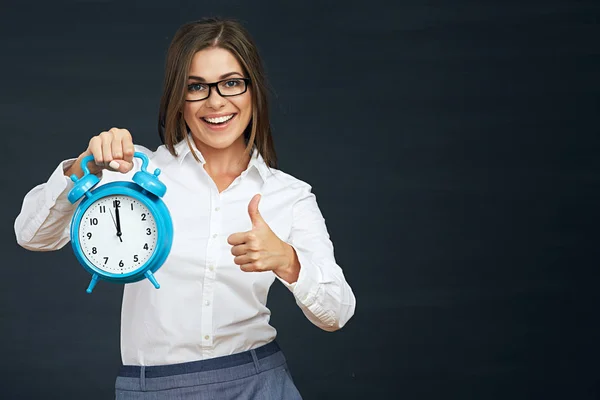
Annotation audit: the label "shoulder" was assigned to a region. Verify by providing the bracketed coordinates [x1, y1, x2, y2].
[133, 144, 179, 169]
[262, 166, 315, 201]
[133, 143, 170, 159]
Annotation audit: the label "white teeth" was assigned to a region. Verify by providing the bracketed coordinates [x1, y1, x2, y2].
[203, 114, 234, 124]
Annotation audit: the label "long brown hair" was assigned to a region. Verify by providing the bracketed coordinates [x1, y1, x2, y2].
[158, 18, 277, 168]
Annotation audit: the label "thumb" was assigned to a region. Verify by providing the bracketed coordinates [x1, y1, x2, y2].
[108, 159, 134, 174]
[248, 194, 264, 227]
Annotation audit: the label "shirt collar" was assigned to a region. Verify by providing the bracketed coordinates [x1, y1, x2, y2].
[175, 137, 270, 183]
[247, 148, 270, 183]
[175, 137, 205, 164]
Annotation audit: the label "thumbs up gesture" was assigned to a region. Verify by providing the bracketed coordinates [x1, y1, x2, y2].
[227, 194, 300, 283]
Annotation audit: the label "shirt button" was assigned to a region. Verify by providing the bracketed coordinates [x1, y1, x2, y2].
[204, 335, 210, 340]
[215, 207, 220, 211]
[212, 234, 217, 239]
[208, 265, 214, 271]
[204, 300, 210, 306]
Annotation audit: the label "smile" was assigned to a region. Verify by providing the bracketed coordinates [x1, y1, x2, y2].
[202, 114, 235, 124]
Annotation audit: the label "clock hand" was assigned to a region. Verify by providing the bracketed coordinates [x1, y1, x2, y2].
[109, 208, 123, 243]
[109, 208, 118, 230]
[115, 201, 123, 242]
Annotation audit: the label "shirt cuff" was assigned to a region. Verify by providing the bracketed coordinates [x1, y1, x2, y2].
[45, 159, 78, 211]
[277, 245, 322, 307]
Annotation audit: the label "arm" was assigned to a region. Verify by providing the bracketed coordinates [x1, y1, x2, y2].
[15, 159, 80, 251]
[277, 185, 356, 332]
[15, 128, 137, 251]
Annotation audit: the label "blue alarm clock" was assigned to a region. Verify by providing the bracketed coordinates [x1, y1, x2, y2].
[68, 152, 173, 293]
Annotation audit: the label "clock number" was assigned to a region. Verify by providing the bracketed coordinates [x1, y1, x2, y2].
[141, 213, 147, 221]
[92, 247, 97, 254]
[99, 206, 106, 213]
[143, 243, 149, 250]
[146, 228, 151, 235]
[131, 203, 134, 211]
[86, 232, 92, 239]
[103, 257, 109, 265]
[134, 255, 139, 262]
[113, 200, 121, 208]
[90, 218, 98, 225]
[119, 260, 124, 267]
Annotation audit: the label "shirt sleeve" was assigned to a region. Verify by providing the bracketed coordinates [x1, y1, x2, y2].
[276, 184, 356, 332]
[15, 159, 88, 251]
[14, 146, 153, 251]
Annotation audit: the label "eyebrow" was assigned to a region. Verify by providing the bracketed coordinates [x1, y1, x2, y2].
[188, 72, 243, 82]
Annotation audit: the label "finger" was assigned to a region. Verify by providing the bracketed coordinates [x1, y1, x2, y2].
[240, 260, 266, 272]
[108, 135, 132, 173]
[100, 131, 114, 168]
[111, 159, 133, 173]
[233, 252, 259, 265]
[121, 131, 135, 163]
[248, 194, 265, 227]
[88, 136, 103, 165]
[240, 263, 256, 272]
[227, 231, 253, 246]
[109, 135, 124, 172]
[231, 244, 250, 257]
[111, 132, 123, 161]
[111, 129, 135, 173]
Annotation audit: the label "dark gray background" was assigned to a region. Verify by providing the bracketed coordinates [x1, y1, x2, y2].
[1, 0, 599, 399]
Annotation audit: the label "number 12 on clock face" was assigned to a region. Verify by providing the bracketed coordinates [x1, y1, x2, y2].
[77, 195, 158, 274]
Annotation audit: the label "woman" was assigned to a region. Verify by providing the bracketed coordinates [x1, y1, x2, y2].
[14, 18, 355, 399]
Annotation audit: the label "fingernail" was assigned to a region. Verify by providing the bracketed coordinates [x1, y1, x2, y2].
[109, 160, 120, 170]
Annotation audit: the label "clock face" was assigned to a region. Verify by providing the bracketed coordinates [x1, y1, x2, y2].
[77, 195, 158, 274]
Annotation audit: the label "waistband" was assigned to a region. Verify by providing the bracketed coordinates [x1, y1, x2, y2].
[118, 341, 281, 379]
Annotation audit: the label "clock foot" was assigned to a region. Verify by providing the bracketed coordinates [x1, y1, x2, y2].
[145, 271, 160, 289]
[86, 273, 99, 293]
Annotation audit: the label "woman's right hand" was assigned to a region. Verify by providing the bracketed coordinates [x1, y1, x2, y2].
[65, 128, 135, 179]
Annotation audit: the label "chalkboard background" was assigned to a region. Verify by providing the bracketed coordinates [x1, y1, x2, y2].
[1, 0, 598, 398]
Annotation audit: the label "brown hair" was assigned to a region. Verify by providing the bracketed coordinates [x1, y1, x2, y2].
[158, 18, 277, 168]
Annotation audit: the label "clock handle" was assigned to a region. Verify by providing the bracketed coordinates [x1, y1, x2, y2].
[86, 273, 99, 294]
[77, 153, 147, 175]
[68, 155, 101, 203]
[78, 152, 152, 176]
[78, 153, 150, 176]
[134, 152, 152, 173]
[132, 152, 167, 197]
[77, 154, 97, 177]
[145, 271, 160, 289]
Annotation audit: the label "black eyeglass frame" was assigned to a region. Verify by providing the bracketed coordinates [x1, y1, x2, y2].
[184, 78, 251, 102]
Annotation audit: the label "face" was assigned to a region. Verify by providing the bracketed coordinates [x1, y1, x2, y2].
[183, 47, 252, 152]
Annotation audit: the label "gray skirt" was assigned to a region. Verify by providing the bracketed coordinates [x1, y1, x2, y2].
[115, 341, 302, 399]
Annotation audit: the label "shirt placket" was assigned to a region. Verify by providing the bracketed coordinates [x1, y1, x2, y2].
[201, 187, 222, 353]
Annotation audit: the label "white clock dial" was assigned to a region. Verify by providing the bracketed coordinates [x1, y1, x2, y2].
[77, 195, 158, 274]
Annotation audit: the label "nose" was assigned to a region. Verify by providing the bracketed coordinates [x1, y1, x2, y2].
[205, 87, 226, 109]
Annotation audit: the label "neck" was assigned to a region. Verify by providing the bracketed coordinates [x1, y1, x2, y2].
[193, 135, 251, 177]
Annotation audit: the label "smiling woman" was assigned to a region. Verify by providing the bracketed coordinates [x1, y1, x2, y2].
[182, 48, 253, 158]
[14, 17, 356, 400]
[158, 19, 275, 172]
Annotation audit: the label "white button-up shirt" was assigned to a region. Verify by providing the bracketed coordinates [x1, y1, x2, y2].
[14, 139, 356, 366]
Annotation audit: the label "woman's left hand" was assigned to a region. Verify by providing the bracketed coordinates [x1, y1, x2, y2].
[227, 194, 300, 284]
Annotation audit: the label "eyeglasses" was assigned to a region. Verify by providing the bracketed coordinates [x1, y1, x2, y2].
[185, 78, 251, 102]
